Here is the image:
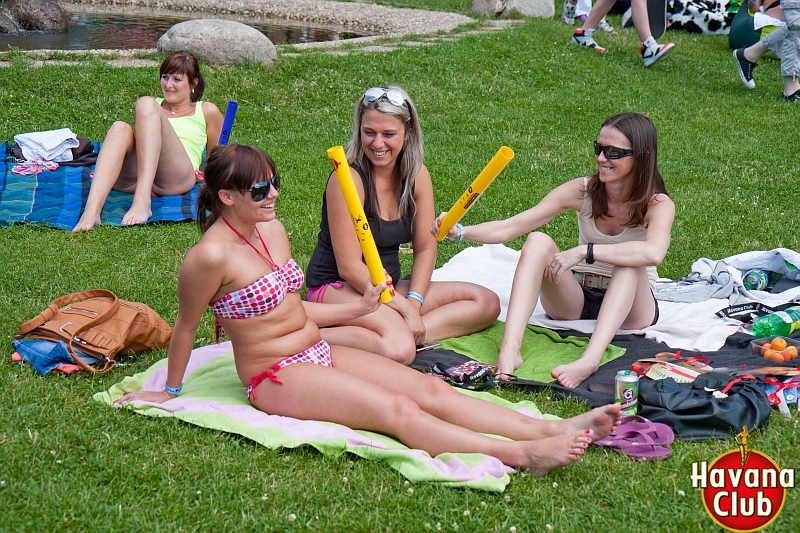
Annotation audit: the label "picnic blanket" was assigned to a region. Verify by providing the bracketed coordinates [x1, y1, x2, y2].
[416, 329, 798, 407]
[93, 341, 565, 492]
[0, 141, 200, 230]
[431, 244, 800, 352]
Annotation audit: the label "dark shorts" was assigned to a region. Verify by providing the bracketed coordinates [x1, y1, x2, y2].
[579, 287, 660, 326]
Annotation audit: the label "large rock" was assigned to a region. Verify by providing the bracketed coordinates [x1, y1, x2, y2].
[6, 0, 71, 33]
[157, 19, 277, 66]
[0, 12, 21, 34]
[472, 0, 554, 18]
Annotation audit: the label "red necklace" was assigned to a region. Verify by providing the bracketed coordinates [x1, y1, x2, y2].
[222, 216, 277, 269]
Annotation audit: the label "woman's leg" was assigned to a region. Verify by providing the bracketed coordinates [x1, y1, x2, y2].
[395, 280, 500, 341]
[250, 348, 603, 474]
[328, 346, 622, 444]
[552, 265, 654, 388]
[123, 97, 195, 225]
[630, 0, 653, 43]
[71, 121, 136, 232]
[579, 0, 616, 29]
[780, 2, 800, 97]
[317, 324, 390, 360]
[497, 233, 584, 377]
[744, 40, 770, 62]
[318, 283, 417, 363]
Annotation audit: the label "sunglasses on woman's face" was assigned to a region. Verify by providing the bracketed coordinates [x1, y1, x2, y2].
[363, 87, 406, 107]
[594, 141, 634, 160]
[240, 174, 280, 202]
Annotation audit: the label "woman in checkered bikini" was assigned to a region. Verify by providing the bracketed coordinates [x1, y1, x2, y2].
[117, 143, 623, 476]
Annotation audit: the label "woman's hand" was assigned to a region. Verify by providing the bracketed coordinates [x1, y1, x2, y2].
[114, 390, 175, 405]
[430, 212, 461, 241]
[388, 292, 427, 344]
[546, 246, 585, 284]
[402, 304, 427, 345]
[359, 275, 390, 315]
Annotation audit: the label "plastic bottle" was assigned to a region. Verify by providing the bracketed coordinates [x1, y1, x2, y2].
[752, 306, 800, 338]
[743, 269, 770, 291]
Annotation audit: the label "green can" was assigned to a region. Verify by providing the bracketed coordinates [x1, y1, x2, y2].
[615, 370, 639, 416]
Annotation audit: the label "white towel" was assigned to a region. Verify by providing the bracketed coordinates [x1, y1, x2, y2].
[575, 0, 592, 18]
[431, 244, 800, 353]
[14, 128, 79, 162]
[754, 12, 786, 31]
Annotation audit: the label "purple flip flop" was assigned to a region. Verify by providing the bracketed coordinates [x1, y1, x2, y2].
[594, 430, 672, 460]
[603, 431, 672, 460]
[610, 415, 675, 446]
[594, 415, 673, 461]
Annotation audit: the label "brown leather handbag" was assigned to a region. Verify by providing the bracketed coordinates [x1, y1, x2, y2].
[17, 289, 172, 373]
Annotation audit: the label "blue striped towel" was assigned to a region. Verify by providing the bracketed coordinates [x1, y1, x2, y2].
[0, 141, 200, 230]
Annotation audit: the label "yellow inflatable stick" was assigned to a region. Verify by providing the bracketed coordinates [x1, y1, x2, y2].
[327, 146, 393, 303]
[436, 146, 514, 241]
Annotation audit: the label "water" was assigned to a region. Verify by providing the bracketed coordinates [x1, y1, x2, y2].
[0, 11, 370, 51]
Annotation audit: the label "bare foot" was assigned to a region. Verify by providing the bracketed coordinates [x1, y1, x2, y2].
[72, 212, 102, 232]
[517, 430, 592, 476]
[560, 403, 622, 442]
[551, 357, 599, 388]
[121, 202, 152, 226]
[496, 348, 523, 380]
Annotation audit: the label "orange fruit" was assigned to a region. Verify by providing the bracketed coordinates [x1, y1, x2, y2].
[771, 337, 787, 350]
[761, 342, 773, 355]
[785, 346, 798, 360]
[763, 349, 784, 363]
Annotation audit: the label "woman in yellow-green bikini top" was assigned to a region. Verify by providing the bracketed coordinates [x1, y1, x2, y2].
[72, 51, 223, 232]
[156, 96, 207, 171]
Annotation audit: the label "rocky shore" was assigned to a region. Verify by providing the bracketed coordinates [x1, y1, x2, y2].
[62, 0, 476, 36]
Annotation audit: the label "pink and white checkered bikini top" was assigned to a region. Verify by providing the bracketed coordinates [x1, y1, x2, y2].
[209, 258, 304, 319]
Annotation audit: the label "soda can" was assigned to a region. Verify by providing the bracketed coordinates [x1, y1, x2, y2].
[615, 370, 639, 416]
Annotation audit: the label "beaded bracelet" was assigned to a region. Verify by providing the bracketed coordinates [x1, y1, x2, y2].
[406, 291, 424, 305]
[165, 383, 183, 396]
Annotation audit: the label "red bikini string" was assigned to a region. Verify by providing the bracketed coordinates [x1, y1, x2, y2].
[222, 216, 277, 268]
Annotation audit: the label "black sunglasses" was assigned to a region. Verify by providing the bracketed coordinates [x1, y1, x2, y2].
[594, 142, 634, 160]
[240, 174, 280, 202]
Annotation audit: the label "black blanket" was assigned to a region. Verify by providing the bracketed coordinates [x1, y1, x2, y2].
[413, 331, 799, 407]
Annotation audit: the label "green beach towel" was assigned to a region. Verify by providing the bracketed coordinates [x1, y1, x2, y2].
[441, 322, 626, 383]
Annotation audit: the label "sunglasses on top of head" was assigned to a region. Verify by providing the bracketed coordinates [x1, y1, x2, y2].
[240, 173, 280, 202]
[594, 141, 634, 160]
[363, 87, 406, 107]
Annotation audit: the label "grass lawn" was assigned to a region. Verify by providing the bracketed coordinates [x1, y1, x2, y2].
[0, 1, 798, 531]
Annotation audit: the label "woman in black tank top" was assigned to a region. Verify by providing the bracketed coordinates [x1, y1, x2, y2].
[306, 86, 500, 364]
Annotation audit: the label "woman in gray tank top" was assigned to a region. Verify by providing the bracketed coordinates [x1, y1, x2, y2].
[433, 112, 675, 389]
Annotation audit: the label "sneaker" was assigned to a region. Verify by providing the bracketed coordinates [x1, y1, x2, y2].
[621, 7, 634, 28]
[641, 41, 675, 67]
[572, 29, 607, 53]
[733, 48, 757, 89]
[597, 18, 615, 33]
[782, 89, 800, 102]
[561, 1, 576, 25]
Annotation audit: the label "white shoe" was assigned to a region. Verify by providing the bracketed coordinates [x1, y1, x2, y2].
[561, 1, 576, 25]
[597, 18, 615, 33]
[641, 42, 675, 67]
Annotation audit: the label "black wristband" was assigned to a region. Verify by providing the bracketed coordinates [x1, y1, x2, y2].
[586, 242, 595, 264]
